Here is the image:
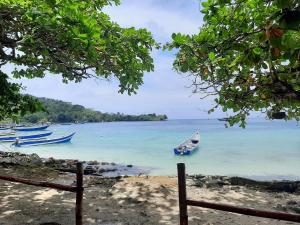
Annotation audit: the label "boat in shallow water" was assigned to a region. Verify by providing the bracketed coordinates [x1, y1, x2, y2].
[218, 118, 229, 122]
[13, 125, 49, 132]
[174, 132, 200, 155]
[0, 131, 53, 142]
[14, 132, 75, 147]
[0, 131, 15, 136]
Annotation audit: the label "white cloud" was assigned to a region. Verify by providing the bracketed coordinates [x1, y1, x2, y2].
[104, 0, 203, 42]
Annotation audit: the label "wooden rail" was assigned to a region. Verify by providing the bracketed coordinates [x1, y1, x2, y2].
[0, 162, 84, 225]
[177, 163, 300, 225]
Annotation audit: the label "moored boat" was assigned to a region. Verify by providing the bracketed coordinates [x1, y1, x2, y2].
[174, 132, 200, 155]
[0, 131, 53, 142]
[60, 123, 73, 125]
[13, 125, 49, 131]
[14, 132, 75, 147]
[0, 131, 15, 136]
[218, 118, 229, 122]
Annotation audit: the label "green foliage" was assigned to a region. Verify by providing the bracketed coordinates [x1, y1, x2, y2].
[0, 71, 44, 120]
[0, 0, 158, 118]
[166, 0, 300, 127]
[21, 97, 168, 123]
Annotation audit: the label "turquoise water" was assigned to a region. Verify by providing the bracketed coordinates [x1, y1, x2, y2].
[6, 119, 300, 179]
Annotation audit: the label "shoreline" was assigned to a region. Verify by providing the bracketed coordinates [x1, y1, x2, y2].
[1, 160, 300, 225]
[1, 150, 300, 194]
[0, 150, 150, 177]
[1, 150, 300, 182]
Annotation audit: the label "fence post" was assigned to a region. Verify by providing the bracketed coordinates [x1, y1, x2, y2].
[76, 162, 83, 225]
[177, 163, 188, 225]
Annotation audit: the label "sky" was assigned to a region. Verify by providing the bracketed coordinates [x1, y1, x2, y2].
[6, 0, 229, 119]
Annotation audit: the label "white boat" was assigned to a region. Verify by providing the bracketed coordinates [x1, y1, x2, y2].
[14, 133, 75, 147]
[0, 131, 53, 142]
[0, 131, 15, 136]
[174, 132, 200, 155]
[13, 125, 49, 131]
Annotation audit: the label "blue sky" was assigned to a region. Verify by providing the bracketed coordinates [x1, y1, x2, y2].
[7, 0, 229, 119]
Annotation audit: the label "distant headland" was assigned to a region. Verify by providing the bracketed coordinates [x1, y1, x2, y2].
[20, 97, 168, 124]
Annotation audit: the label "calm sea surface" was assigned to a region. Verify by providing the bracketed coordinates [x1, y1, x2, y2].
[6, 119, 300, 179]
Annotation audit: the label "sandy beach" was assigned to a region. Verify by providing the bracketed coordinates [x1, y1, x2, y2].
[1, 162, 300, 225]
[2, 0, 300, 224]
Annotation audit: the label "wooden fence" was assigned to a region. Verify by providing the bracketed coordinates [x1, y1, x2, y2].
[177, 163, 300, 225]
[0, 162, 84, 225]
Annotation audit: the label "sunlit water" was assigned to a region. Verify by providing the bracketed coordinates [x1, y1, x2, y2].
[3, 119, 300, 180]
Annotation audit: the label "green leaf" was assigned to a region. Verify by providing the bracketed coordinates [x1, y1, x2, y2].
[293, 85, 300, 91]
[262, 62, 268, 69]
[282, 31, 300, 49]
[253, 47, 262, 55]
[275, 0, 293, 9]
[228, 55, 241, 68]
[208, 52, 215, 61]
[45, 0, 56, 7]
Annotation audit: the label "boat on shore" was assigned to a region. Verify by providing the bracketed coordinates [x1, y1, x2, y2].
[14, 132, 75, 147]
[174, 132, 200, 155]
[13, 125, 49, 131]
[0, 131, 53, 142]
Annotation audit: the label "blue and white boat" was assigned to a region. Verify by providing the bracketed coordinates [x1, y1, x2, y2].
[13, 125, 49, 132]
[174, 132, 200, 155]
[0, 131, 15, 136]
[0, 131, 53, 142]
[14, 132, 75, 147]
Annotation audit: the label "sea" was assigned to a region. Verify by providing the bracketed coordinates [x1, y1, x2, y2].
[4, 119, 300, 180]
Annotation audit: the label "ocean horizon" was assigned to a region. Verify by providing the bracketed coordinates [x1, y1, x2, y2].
[3, 118, 300, 180]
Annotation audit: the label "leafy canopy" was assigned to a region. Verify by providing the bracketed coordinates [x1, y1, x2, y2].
[166, 0, 300, 127]
[0, 0, 157, 120]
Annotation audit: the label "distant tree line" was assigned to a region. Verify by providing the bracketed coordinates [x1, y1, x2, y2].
[20, 97, 168, 123]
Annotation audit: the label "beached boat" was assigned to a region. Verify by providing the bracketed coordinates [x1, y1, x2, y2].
[174, 132, 200, 155]
[14, 132, 75, 147]
[0, 131, 53, 142]
[13, 125, 49, 131]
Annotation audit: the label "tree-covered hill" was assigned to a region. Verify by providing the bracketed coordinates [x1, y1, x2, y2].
[21, 97, 167, 123]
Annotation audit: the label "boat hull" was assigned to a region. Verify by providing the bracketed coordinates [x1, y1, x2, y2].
[0, 132, 53, 142]
[174, 148, 191, 155]
[0, 132, 15, 136]
[13, 125, 49, 131]
[174, 147, 199, 155]
[174, 132, 200, 156]
[14, 133, 75, 147]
